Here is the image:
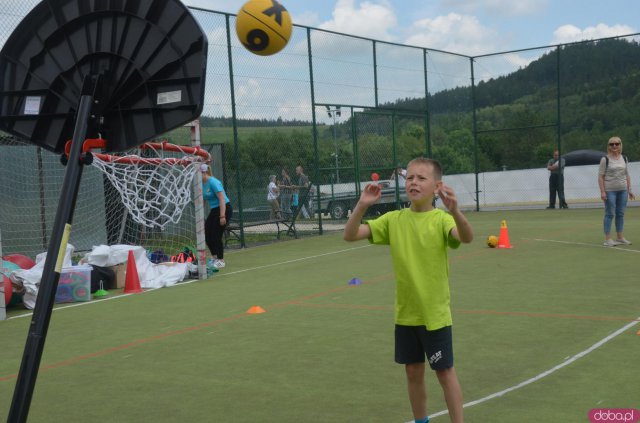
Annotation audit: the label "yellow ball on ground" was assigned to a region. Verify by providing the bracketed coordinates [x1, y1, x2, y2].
[236, 0, 292, 56]
[487, 235, 498, 248]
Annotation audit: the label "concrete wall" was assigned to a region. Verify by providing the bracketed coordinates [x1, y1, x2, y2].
[445, 162, 640, 209]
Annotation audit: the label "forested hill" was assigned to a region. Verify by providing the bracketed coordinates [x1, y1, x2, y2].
[199, 116, 313, 127]
[187, 37, 640, 175]
[394, 38, 640, 113]
[200, 38, 640, 126]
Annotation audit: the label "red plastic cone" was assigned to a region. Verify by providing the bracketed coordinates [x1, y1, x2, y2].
[247, 306, 266, 314]
[497, 220, 513, 249]
[124, 250, 143, 293]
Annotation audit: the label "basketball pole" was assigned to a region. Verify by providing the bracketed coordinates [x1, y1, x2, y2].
[8, 75, 101, 423]
[189, 120, 208, 279]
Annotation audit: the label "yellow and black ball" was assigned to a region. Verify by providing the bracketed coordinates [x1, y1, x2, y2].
[486, 235, 498, 248]
[236, 0, 292, 56]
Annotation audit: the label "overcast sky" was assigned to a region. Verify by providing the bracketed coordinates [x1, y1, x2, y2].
[183, 0, 638, 56]
[1, 0, 637, 121]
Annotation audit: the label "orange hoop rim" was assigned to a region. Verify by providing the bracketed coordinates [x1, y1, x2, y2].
[64, 138, 211, 165]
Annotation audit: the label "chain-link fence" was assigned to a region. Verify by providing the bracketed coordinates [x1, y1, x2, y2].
[1, 2, 639, 255]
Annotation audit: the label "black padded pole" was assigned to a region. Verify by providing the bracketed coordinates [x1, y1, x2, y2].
[7, 76, 98, 423]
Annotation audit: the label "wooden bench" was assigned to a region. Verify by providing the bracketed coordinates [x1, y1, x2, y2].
[224, 188, 311, 247]
[224, 218, 285, 247]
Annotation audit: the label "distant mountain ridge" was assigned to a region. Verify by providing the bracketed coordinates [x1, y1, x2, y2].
[392, 38, 640, 113]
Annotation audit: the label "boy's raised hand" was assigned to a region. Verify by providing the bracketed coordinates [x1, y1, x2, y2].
[343, 183, 381, 242]
[437, 183, 458, 212]
[360, 183, 382, 206]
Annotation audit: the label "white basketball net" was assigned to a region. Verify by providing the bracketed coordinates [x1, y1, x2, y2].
[90, 143, 209, 229]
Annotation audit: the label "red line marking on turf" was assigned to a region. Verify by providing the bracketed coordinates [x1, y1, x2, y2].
[2, 227, 620, 382]
[287, 303, 639, 323]
[0, 313, 249, 382]
[2, 275, 632, 383]
[3, 226, 630, 383]
[0, 275, 397, 382]
[0, 373, 17, 382]
[454, 308, 640, 322]
[293, 303, 392, 311]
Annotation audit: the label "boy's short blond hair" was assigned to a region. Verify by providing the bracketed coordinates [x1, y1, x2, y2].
[406, 157, 443, 180]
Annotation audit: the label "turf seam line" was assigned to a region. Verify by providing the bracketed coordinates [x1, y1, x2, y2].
[0, 313, 252, 381]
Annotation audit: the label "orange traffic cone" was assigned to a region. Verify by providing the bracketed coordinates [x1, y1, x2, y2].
[124, 250, 143, 293]
[497, 220, 512, 249]
[247, 306, 266, 314]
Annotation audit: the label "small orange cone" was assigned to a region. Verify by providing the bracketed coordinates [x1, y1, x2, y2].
[123, 250, 143, 293]
[247, 306, 266, 314]
[497, 220, 513, 249]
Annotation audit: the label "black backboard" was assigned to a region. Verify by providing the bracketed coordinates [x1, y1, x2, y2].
[0, 0, 208, 153]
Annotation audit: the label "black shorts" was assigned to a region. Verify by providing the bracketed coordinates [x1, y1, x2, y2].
[394, 325, 454, 370]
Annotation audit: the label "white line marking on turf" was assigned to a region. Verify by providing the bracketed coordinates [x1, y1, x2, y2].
[7, 292, 140, 320]
[175, 243, 374, 285]
[526, 238, 640, 252]
[6, 244, 374, 320]
[409, 317, 640, 422]
[8, 240, 636, 419]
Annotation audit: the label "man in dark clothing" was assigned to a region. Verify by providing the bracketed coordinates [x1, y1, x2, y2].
[547, 150, 568, 209]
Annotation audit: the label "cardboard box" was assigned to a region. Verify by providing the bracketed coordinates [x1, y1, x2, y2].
[108, 263, 127, 289]
[56, 265, 92, 303]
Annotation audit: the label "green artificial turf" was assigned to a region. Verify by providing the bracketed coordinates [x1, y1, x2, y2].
[1, 207, 638, 422]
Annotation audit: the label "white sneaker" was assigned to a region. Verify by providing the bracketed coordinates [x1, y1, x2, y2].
[213, 260, 226, 269]
[188, 262, 198, 277]
[615, 238, 632, 245]
[603, 239, 616, 247]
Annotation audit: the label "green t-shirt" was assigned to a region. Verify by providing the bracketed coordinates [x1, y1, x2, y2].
[367, 208, 460, 330]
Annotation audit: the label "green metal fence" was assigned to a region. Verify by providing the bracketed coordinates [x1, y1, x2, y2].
[1, 2, 639, 253]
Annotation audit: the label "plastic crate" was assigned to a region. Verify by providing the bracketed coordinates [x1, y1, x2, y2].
[55, 265, 92, 303]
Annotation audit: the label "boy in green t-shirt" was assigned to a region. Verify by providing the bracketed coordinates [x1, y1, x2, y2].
[344, 157, 473, 423]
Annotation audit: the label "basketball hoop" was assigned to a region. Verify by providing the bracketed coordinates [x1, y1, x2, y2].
[65, 139, 211, 229]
